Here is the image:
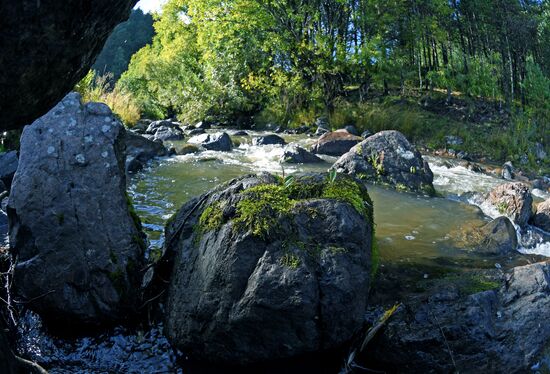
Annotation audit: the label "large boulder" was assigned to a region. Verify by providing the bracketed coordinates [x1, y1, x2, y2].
[311, 131, 363, 156]
[0, 0, 138, 131]
[188, 132, 233, 151]
[8, 93, 145, 330]
[370, 261, 550, 373]
[332, 130, 435, 195]
[252, 134, 286, 146]
[486, 182, 533, 228]
[453, 217, 518, 256]
[281, 145, 324, 164]
[163, 172, 374, 364]
[123, 132, 168, 174]
[533, 199, 550, 233]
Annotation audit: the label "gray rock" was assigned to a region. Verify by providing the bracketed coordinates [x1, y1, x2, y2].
[145, 120, 181, 134]
[0, 0, 137, 131]
[311, 131, 363, 156]
[152, 126, 184, 142]
[8, 93, 145, 330]
[187, 128, 206, 136]
[252, 134, 286, 146]
[188, 132, 233, 151]
[194, 121, 211, 130]
[486, 182, 533, 228]
[176, 144, 200, 155]
[123, 131, 168, 174]
[314, 117, 330, 130]
[315, 126, 330, 136]
[502, 161, 515, 180]
[533, 199, 550, 233]
[332, 130, 435, 195]
[476, 217, 518, 255]
[0, 151, 18, 189]
[371, 261, 550, 373]
[163, 173, 374, 364]
[132, 119, 152, 134]
[229, 130, 249, 136]
[281, 145, 324, 164]
[344, 125, 359, 136]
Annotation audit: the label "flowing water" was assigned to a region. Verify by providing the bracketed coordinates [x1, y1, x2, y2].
[14, 130, 550, 372]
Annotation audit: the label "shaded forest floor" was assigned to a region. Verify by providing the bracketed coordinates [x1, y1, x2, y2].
[315, 90, 549, 177]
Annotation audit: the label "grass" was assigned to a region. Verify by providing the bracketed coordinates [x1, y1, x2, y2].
[75, 71, 140, 126]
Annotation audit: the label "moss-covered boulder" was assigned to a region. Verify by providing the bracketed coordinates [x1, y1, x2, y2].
[332, 130, 435, 195]
[163, 172, 374, 364]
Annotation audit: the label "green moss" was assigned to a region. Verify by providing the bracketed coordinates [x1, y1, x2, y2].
[125, 192, 142, 230]
[328, 246, 348, 254]
[280, 253, 301, 269]
[322, 177, 373, 219]
[460, 275, 500, 294]
[395, 183, 408, 192]
[234, 184, 294, 238]
[198, 202, 225, 232]
[496, 202, 509, 214]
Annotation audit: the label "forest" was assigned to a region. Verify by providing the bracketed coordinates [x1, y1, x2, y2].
[80, 0, 550, 171]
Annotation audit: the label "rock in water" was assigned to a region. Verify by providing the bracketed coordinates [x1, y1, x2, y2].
[163, 173, 374, 364]
[311, 131, 363, 156]
[188, 132, 233, 151]
[252, 134, 286, 146]
[281, 145, 324, 164]
[8, 93, 145, 330]
[332, 130, 435, 195]
[486, 182, 533, 228]
[533, 199, 550, 233]
[123, 132, 168, 174]
[453, 217, 518, 256]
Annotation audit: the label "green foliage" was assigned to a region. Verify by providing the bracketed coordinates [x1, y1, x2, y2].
[93, 9, 155, 81]
[280, 253, 301, 269]
[198, 202, 225, 233]
[75, 71, 141, 126]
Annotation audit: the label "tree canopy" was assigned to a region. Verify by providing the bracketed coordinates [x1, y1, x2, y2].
[118, 0, 550, 128]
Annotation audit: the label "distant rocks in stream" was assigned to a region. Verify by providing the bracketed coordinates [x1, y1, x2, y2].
[123, 131, 168, 174]
[485, 182, 533, 228]
[162, 172, 374, 364]
[332, 130, 435, 195]
[252, 134, 286, 146]
[188, 132, 233, 151]
[0, 151, 18, 191]
[311, 131, 363, 156]
[281, 145, 324, 164]
[8, 93, 146, 330]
